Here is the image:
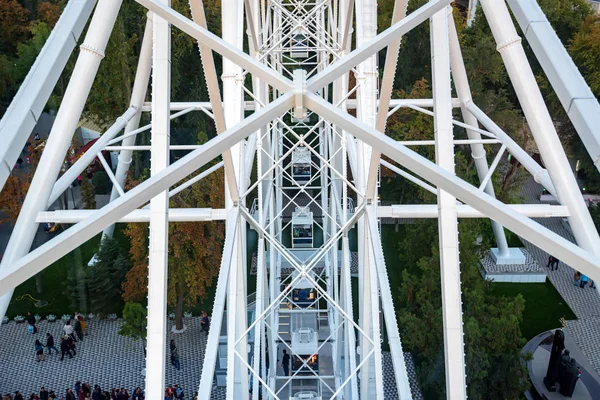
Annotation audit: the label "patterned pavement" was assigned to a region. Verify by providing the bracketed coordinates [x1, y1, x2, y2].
[0, 317, 225, 399]
[519, 176, 600, 374]
[0, 315, 424, 399]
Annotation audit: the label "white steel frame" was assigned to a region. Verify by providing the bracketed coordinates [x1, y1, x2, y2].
[1, 0, 600, 399]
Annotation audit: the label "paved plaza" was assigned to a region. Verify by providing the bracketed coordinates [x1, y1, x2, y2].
[0, 317, 225, 399]
[0, 315, 420, 398]
[520, 176, 600, 375]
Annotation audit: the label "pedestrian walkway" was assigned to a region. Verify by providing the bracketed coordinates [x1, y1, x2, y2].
[0, 317, 225, 399]
[520, 176, 600, 374]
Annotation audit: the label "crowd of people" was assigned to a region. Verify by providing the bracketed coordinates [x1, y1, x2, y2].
[2, 383, 148, 400]
[26, 311, 89, 362]
[1, 382, 200, 400]
[12, 310, 209, 398]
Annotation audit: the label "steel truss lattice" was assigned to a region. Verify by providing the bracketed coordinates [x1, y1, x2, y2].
[1, 0, 600, 399]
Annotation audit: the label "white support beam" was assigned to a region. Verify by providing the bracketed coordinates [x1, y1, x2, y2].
[304, 93, 600, 282]
[0, 0, 123, 320]
[478, 0, 600, 270]
[467, 0, 478, 26]
[307, 0, 451, 91]
[365, 207, 412, 399]
[446, 14, 510, 259]
[144, 5, 171, 398]
[507, 0, 600, 172]
[189, 0, 240, 202]
[0, 0, 97, 192]
[365, 0, 408, 199]
[103, 17, 154, 238]
[36, 208, 227, 223]
[139, 98, 460, 112]
[97, 152, 125, 197]
[0, 93, 293, 297]
[465, 101, 557, 197]
[48, 107, 138, 207]
[135, 0, 293, 92]
[355, 0, 382, 396]
[198, 210, 239, 400]
[377, 204, 570, 219]
[431, 7, 467, 398]
[380, 159, 438, 195]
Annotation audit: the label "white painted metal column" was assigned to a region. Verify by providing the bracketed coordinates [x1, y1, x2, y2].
[222, 0, 249, 397]
[506, 0, 600, 173]
[431, 7, 467, 398]
[0, 0, 97, 192]
[478, 0, 600, 264]
[103, 16, 154, 238]
[0, 0, 123, 320]
[355, 0, 382, 396]
[447, 14, 511, 259]
[145, 4, 171, 399]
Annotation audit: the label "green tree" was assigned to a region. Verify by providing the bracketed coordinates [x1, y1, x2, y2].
[119, 303, 147, 340]
[123, 165, 225, 330]
[537, 0, 592, 44]
[397, 219, 528, 399]
[14, 22, 51, 81]
[87, 236, 131, 315]
[92, 171, 110, 194]
[86, 14, 137, 125]
[570, 16, 600, 98]
[80, 175, 96, 209]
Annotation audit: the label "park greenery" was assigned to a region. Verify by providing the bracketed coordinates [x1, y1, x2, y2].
[0, 0, 599, 398]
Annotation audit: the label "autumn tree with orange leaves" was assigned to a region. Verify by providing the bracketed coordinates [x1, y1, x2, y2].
[0, 148, 41, 224]
[122, 164, 225, 330]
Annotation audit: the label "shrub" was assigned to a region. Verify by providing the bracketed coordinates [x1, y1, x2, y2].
[91, 171, 110, 194]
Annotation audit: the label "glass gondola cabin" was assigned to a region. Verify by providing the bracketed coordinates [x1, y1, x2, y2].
[292, 146, 311, 182]
[291, 207, 313, 248]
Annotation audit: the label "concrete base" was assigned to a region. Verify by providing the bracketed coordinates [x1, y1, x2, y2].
[479, 248, 546, 283]
[490, 247, 527, 265]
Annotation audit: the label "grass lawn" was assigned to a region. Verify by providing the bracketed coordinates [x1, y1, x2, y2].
[492, 280, 576, 340]
[5, 224, 132, 319]
[6, 234, 100, 319]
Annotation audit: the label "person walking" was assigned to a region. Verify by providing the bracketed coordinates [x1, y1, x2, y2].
[281, 349, 290, 376]
[34, 340, 45, 362]
[580, 274, 589, 289]
[60, 336, 73, 361]
[65, 390, 75, 400]
[82, 384, 90, 399]
[170, 339, 181, 370]
[14, 393, 23, 400]
[78, 314, 88, 336]
[91, 387, 102, 400]
[39, 388, 48, 400]
[174, 386, 183, 400]
[45, 333, 58, 355]
[132, 388, 143, 400]
[171, 346, 181, 371]
[73, 317, 83, 341]
[200, 311, 210, 334]
[547, 256, 560, 270]
[26, 312, 37, 334]
[66, 335, 76, 356]
[64, 321, 77, 342]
